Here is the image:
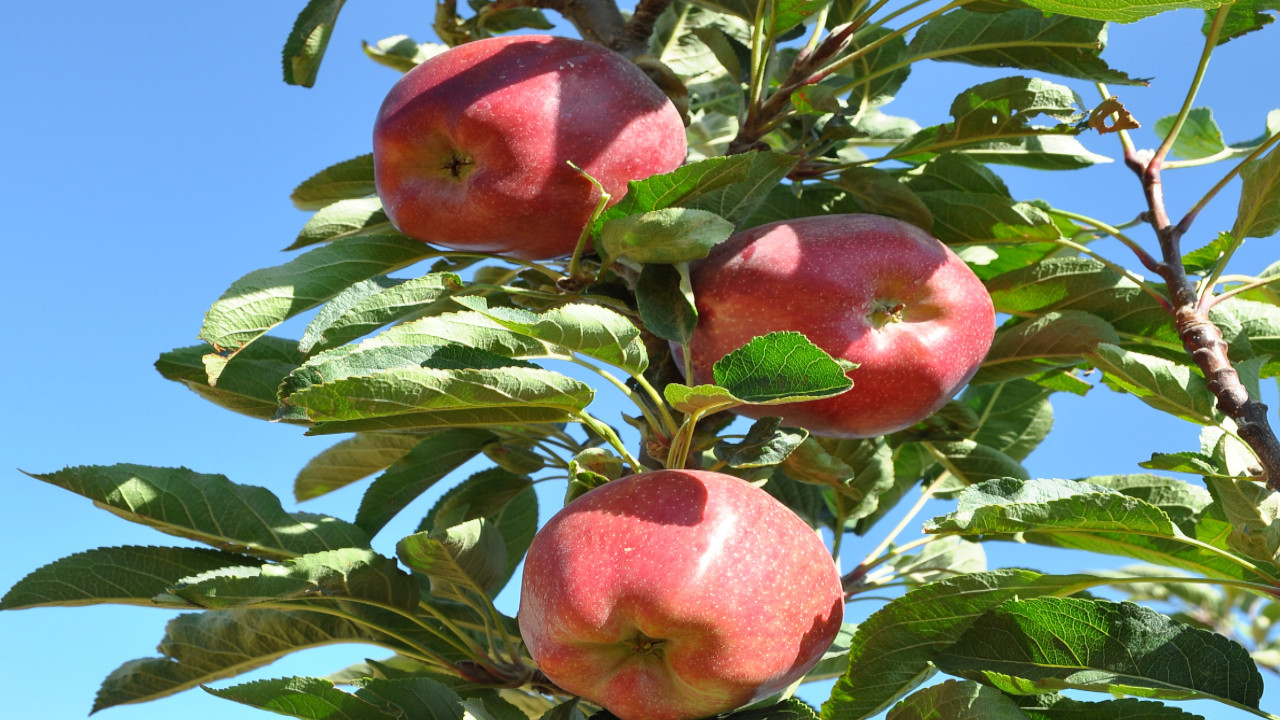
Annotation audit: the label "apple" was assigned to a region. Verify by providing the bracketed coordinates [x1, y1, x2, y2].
[372, 34, 687, 260]
[685, 213, 995, 438]
[518, 469, 844, 720]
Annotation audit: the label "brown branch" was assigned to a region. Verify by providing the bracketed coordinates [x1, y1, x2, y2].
[727, 22, 860, 155]
[1128, 149, 1280, 492]
[497, 0, 662, 57]
[622, 0, 675, 52]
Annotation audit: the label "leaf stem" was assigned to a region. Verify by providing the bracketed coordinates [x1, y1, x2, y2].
[845, 466, 949, 595]
[1049, 208, 1163, 276]
[573, 410, 642, 472]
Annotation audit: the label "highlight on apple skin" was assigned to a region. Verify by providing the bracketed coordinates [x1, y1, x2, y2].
[518, 469, 845, 720]
[372, 34, 688, 260]
[685, 213, 996, 438]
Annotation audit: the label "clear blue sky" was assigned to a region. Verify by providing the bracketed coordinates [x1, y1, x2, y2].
[2, 2, 1278, 719]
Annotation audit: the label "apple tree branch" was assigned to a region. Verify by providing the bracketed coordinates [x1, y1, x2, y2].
[1120, 7, 1280, 493]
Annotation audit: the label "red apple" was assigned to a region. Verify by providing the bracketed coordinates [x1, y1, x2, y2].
[518, 469, 843, 720]
[372, 35, 687, 260]
[685, 214, 995, 438]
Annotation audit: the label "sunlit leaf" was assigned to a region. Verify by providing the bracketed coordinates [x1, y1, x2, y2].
[292, 154, 376, 210]
[821, 569, 1098, 720]
[909, 9, 1146, 85]
[166, 548, 418, 611]
[935, 596, 1264, 708]
[200, 235, 435, 354]
[282, 0, 347, 87]
[24, 464, 369, 560]
[0, 546, 248, 610]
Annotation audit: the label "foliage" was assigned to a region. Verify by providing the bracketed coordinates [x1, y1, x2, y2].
[6, 0, 1280, 719]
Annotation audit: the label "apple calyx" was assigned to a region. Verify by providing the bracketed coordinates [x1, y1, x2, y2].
[440, 149, 475, 181]
[868, 299, 907, 329]
[626, 631, 667, 658]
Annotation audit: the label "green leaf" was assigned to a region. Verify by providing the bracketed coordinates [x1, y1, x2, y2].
[1140, 451, 1228, 478]
[820, 570, 1098, 720]
[729, 698, 822, 720]
[934, 596, 1265, 708]
[663, 382, 740, 414]
[987, 258, 1173, 343]
[24, 464, 370, 560]
[1202, 474, 1280, 566]
[290, 197, 393, 250]
[593, 153, 763, 233]
[155, 337, 306, 420]
[712, 331, 854, 404]
[355, 428, 494, 537]
[307, 406, 573, 436]
[891, 77, 1107, 169]
[298, 273, 465, 355]
[714, 417, 808, 468]
[422, 467, 538, 588]
[925, 439, 1031, 484]
[771, 0, 834, 36]
[1019, 693, 1208, 720]
[1182, 231, 1234, 276]
[681, 150, 802, 226]
[887, 679, 1032, 720]
[833, 26, 912, 111]
[973, 311, 1121, 385]
[281, 312, 560, 401]
[1082, 473, 1213, 531]
[0, 546, 248, 610]
[361, 35, 446, 73]
[398, 519, 509, 600]
[351, 677, 467, 720]
[452, 299, 648, 375]
[1012, 0, 1222, 23]
[782, 435, 896, 522]
[166, 548, 418, 611]
[283, 364, 594, 424]
[928, 476, 1276, 582]
[1090, 344, 1220, 424]
[889, 536, 987, 588]
[599, 207, 735, 266]
[207, 676, 392, 720]
[292, 154, 376, 210]
[200, 235, 436, 354]
[282, 0, 347, 87]
[961, 380, 1056, 462]
[830, 168, 933, 232]
[1155, 107, 1228, 161]
[93, 608, 386, 712]
[1209, 0, 1280, 45]
[636, 262, 699, 344]
[294, 433, 425, 502]
[1233, 141, 1280, 239]
[900, 155, 1063, 277]
[908, 9, 1146, 85]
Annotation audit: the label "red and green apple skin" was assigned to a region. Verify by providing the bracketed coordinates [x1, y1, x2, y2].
[372, 34, 687, 260]
[519, 469, 844, 720]
[686, 213, 996, 438]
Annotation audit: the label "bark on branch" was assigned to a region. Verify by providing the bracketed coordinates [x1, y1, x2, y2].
[499, 0, 671, 57]
[1131, 153, 1280, 492]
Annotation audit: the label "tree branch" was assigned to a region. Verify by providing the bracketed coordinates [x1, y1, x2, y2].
[500, 0, 665, 56]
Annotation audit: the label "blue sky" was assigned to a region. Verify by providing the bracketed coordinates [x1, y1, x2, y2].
[2, 2, 1279, 719]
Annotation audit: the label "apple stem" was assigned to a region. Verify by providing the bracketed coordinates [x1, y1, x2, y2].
[564, 161, 612, 289]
